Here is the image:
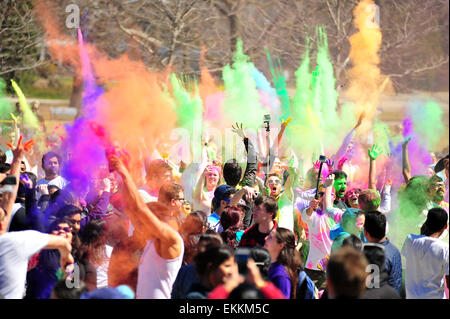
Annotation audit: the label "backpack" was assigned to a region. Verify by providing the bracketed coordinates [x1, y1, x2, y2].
[296, 270, 318, 299]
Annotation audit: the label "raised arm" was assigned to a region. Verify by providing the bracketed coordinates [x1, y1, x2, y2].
[323, 173, 335, 212]
[232, 123, 257, 187]
[368, 144, 382, 190]
[45, 234, 74, 270]
[108, 155, 181, 259]
[283, 167, 297, 201]
[402, 137, 412, 184]
[0, 136, 34, 233]
[333, 112, 365, 164]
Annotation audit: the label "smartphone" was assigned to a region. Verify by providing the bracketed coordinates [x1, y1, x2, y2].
[235, 248, 250, 276]
[319, 155, 326, 163]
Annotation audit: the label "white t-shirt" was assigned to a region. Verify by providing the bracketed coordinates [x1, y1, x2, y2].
[95, 244, 114, 289]
[36, 176, 69, 190]
[136, 234, 184, 299]
[401, 234, 449, 299]
[302, 208, 342, 270]
[276, 193, 294, 233]
[0, 230, 50, 299]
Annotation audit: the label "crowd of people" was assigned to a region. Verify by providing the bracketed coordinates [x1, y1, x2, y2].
[0, 105, 448, 300]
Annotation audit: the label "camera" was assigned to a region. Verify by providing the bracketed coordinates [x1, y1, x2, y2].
[1, 175, 17, 186]
[263, 114, 271, 123]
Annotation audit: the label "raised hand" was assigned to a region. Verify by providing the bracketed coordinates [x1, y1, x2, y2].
[20, 173, 33, 189]
[107, 154, 127, 174]
[354, 111, 366, 130]
[37, 184, 49, 195]
[326, 158, 334, 170]
[281, 117, 292, 130]
[337, 156, 348, 170]
[309, 198, 320, 211]
[313, 160, 321, 169]
[325, 173, 335, 188]
[402, 136, 412, 148]
[368, 144, 383, 161]
[231, 122, 246, 139]
[6, 135, 34, 161]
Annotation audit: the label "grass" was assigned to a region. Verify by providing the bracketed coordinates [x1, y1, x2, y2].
[16, 76, 73, 100]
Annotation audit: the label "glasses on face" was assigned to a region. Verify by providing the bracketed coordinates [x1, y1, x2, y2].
[55, 226, 72, 233]
[268, 179, 281, 185]
[175, 198, 187, 204]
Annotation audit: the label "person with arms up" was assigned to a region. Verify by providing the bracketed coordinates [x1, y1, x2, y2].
[107, 154, 184, 299]
[0, 136, 73, 299]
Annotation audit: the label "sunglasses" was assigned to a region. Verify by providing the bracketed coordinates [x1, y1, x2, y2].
[268, 179, 281, 185]
[55, 226, 72, 233]
[175, 198, 187, 204]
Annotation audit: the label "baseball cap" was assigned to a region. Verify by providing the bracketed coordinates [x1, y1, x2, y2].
[214, 185, 235, 201]
[434, 154, 449, 173]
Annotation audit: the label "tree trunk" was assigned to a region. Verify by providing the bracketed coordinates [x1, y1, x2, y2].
[69, 74, 83, 118]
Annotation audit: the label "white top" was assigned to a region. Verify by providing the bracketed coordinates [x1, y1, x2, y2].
[36, 175, 69, 189]
[136, 234, 184, 299]
[401, 234, 449, 299]
[0, 230, 50, 299]
[302, 208, 342, 270]
[95, 244, 114, 289]
[276, 193, 294, 233]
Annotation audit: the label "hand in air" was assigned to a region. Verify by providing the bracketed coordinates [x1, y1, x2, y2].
[368, 144, 383, 161]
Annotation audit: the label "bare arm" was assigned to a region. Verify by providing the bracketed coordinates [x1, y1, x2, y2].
[402, 137, 412, 184]
[109, 155, 181, 259]
[333, 113, 364, 164]
[368, 145, 382, 190]
[283, 168, 296, 201]
[192, 170, 206, 202]
[0, 136, 33, 233]
[323, 173, 335, 212]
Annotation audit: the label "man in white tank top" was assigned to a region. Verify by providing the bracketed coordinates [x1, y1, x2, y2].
[108, 155, 184, 299]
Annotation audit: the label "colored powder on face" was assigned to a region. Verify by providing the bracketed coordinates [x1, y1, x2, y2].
[10, 80, 40, 131]
[222, 38, 266, 129]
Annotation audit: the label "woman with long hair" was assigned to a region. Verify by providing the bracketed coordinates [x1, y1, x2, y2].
[76, 219, 109, 290]
[264, 227, 303, 299]
[193, 164, 221, 213]
[220, 206, 245, 249]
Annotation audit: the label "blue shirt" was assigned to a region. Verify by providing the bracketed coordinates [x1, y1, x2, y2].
[379, 238, 402, 295]
[269, 262, 291, 299]
[207, 212, 222, 232]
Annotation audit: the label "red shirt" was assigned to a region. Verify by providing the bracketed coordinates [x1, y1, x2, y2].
[208, 281, 286, 299]
[239, 220, 278, 248]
